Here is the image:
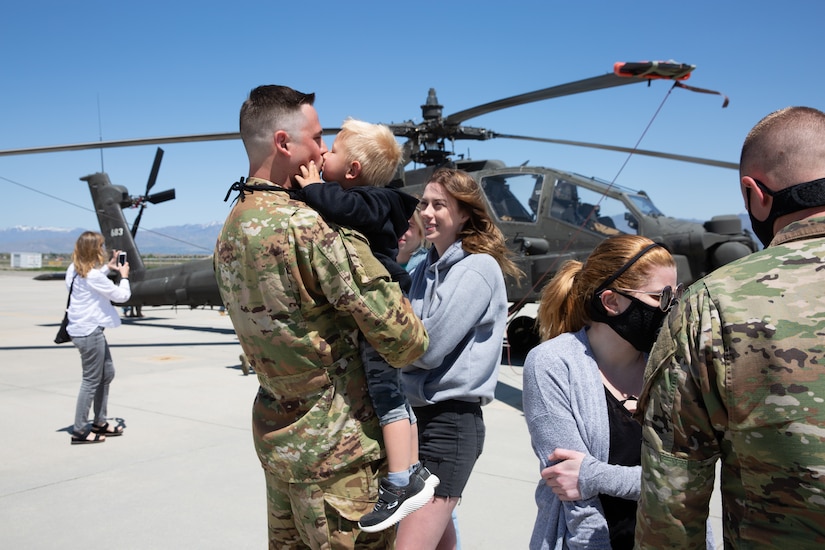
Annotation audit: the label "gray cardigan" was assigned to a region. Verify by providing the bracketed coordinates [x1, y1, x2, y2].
[522, 328, 640, 550]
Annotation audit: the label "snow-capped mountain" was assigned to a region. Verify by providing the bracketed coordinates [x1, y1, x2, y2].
[0, 223, 223, 255]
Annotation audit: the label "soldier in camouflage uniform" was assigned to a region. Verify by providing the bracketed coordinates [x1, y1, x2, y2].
[635, 106, 825, 548]
[214, 85, 429, 550]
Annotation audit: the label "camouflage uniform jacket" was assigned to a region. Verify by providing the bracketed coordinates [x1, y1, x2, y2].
[214, 178, 429, 483]
[635, 215, 825, 548]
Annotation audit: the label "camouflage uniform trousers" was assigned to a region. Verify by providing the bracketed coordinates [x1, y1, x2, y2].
[264, 459, 394, 550]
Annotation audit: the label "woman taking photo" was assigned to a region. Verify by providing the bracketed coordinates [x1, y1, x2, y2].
[523, 235, 683, 549]
[397, 168, 523, 549]
[65, 231, 131, 444]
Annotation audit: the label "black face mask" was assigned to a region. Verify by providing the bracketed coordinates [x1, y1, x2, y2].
[588, 292, 667, 352]
[746, 177, 825, 247]
[585, 242, 668, 352]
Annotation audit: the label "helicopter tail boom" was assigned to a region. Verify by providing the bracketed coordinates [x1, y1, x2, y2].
[81, 172, 146, 276]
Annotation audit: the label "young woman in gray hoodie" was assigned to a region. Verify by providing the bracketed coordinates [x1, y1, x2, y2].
[397, 168, 524, 550]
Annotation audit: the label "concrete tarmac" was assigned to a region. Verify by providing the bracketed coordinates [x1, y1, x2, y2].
[0, 270, 721, 549]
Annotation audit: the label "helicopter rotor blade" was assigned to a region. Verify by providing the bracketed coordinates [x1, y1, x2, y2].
[145, 147, 164, 194]
[146, 189, 176, 204]
[131, 204, 145, 239]
[0, 61, 726, 173]
[444, 61, 696, 126]
[445, 74, 637, 126]
[131, 147, 170, 239]
[0, 127, 346, 158]
[0, 132, 241, 157]
[495, 133, 738, 170]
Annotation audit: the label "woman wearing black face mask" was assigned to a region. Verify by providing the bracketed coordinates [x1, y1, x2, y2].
[522, 235, 699, 550]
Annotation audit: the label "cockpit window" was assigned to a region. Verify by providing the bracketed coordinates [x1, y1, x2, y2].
[481, 173, 542, 222]
[627, 194, 664, 217]
[548, 178, 639, 235]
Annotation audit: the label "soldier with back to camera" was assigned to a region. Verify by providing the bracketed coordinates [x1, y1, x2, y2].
[636, 106, 825, 548]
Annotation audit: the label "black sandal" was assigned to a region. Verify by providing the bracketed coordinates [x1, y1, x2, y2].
[71, 430, 106, 445]
[92, 422, 124, 437]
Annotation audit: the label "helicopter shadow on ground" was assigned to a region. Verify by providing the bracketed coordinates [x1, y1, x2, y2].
[496, 346, 528, 413]
[118, 317, 236, 336]
[495, 380, 524, 413]
[9, 321, 238, 352]
[2, 339, 241, 352]
[38, 317, 236, 336]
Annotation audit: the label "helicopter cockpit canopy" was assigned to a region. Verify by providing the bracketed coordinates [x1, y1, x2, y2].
[478, 169, 661, 238]
[481, 174, 542, 222]
[626, 192, 664, 218]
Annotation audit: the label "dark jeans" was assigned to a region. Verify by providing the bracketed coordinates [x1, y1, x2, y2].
[361, 338, 411, 426]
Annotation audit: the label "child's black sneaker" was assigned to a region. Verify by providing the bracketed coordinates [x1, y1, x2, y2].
[358, 471, 435, 533]
[415, 463, 440, 490]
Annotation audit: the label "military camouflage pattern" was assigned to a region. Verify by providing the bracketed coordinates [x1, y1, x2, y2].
[265, 461, 393, 549]
[635, 216, 825, 548]
[215, 179, 428, 547]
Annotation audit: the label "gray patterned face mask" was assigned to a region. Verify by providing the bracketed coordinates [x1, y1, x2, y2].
[747, 177, 825, 247]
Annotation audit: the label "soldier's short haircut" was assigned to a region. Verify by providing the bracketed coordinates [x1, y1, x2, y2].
[240, 85, 315, 158]
[741, 106, 825, 187]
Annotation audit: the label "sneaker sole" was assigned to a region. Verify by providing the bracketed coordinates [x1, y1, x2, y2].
[423, 473, 440, 490]
[358, 483, 436, 533]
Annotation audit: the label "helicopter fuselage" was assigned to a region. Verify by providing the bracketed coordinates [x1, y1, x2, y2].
[401, 160, 757, 313]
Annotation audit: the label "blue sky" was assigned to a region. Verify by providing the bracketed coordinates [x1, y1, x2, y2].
[2, 1, 823, 241]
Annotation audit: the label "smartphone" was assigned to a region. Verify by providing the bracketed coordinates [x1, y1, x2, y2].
[117, 252, 127, 266]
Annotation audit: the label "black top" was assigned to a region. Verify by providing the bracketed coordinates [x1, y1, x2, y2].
[297, 182, 419, 292]
[598, 387, 642, 550]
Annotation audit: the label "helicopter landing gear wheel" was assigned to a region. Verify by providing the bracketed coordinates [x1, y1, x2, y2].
[507, 316, 540, 356]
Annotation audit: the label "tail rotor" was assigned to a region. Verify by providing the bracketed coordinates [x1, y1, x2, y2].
[131, 148, 176, 237]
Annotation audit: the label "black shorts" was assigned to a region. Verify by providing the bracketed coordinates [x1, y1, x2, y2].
[413, 399, 485, 498]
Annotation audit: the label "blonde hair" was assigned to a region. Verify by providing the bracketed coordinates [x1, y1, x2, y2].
[536, 235, 674, 341]
[428, 168, 524, 281]
[72, 231, 107, 277]
[337, 118, 402, 187]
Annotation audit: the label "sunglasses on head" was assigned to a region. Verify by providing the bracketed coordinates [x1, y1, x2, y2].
[612, 283, 684, 312]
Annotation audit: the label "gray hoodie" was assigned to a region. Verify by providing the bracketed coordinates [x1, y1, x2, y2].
[401, 241, 508, 407]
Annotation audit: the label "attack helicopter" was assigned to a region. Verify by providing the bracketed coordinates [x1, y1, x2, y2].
[1, 60, 758, 353]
